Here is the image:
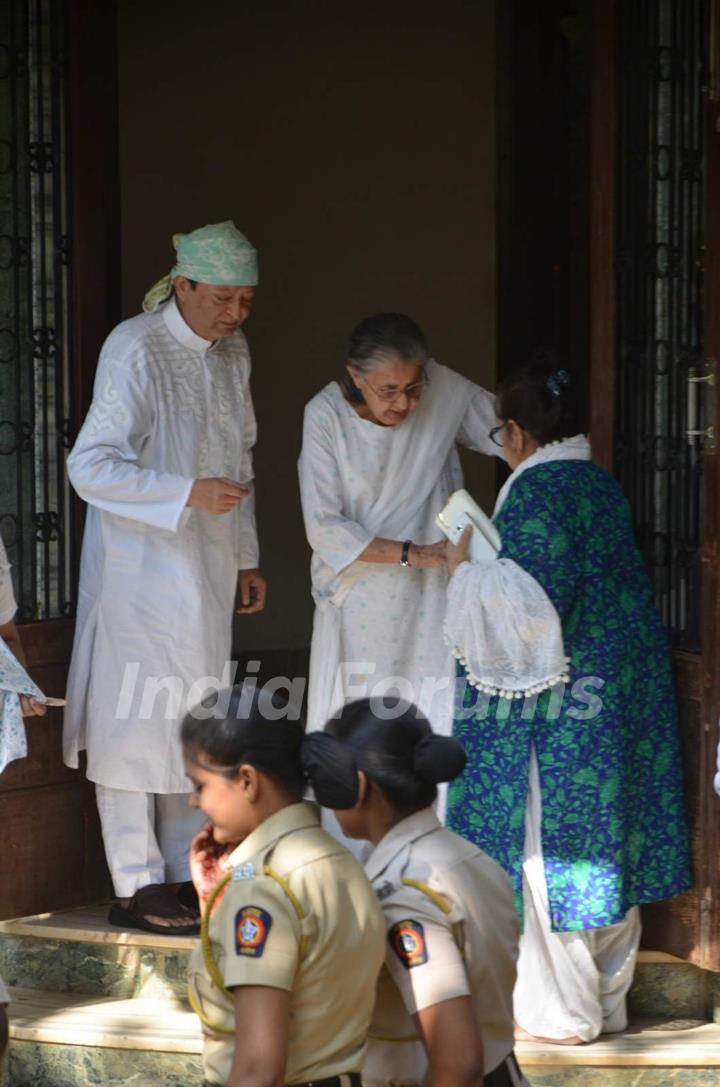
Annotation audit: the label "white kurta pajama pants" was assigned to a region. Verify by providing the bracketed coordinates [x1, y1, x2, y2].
[64, 299, 259, 896]
[95, 787, 205, 897]
[514, 749, 641, 1041]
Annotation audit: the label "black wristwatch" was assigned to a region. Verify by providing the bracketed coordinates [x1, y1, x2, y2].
[400, 540, 412, 567]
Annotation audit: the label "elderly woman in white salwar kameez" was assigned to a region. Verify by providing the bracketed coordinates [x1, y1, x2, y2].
[299, 313, 497, 802]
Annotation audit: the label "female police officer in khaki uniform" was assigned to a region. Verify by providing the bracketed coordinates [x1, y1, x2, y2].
[181, 687, 385, 1087]
[326, 699, 530, 1087]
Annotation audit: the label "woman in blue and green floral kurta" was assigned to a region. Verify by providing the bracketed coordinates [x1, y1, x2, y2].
[444, 358, 690, 1045]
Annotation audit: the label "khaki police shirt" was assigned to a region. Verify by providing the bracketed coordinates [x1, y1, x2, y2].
[189, 801, 385, 1087]
[364, 808, 519, 1086]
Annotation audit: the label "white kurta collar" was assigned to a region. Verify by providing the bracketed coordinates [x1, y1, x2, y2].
[365, 807, 441, 881]
[161, 296, 214, 353]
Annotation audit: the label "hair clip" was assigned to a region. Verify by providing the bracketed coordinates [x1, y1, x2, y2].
[546, 370, 569, 398]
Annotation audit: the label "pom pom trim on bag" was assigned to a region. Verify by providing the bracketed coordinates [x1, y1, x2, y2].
[445, 631, 571, 700]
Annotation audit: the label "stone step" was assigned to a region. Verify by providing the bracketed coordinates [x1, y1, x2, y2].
[515, 1017, 720, 1085]
[2, 905, 719, 1021]
[0, 905, 194, 1003]
[4, 987, 720, 1087]
[3, 905, 720, 1087]
[629, 954, 720, 1021]
[6, 985, 202, 1086]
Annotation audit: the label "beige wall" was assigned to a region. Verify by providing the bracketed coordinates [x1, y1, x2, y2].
[117, 0, 497, 651]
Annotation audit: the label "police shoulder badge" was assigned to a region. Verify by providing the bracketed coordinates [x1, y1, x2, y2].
[235, 906, 273, 957]
[389, 919, 428, 969]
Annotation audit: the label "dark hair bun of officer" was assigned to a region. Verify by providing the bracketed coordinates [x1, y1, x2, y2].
[301, 732, 359, 809]
[413, 734, 467, 784]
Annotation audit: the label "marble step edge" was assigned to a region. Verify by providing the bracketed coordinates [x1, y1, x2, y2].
[0, 904, 695, 959]
[0, 905, 193, 951]
[6, 1041, 203, 1087]
[515, 1018, 720, 1067]
[8, 986, 202, 1053]
[7, 988, 720, 1070]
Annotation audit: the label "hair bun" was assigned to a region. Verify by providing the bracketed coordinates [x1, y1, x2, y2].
[300, 732, 359, 809]
[412, 735, 467, 784]
[545, 369, 570, 399]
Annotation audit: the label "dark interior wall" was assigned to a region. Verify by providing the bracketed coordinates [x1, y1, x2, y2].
[496, 1, 591, 415]
[117, 0, 497, 651]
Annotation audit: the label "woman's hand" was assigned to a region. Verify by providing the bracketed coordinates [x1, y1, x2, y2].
[409, 541, 447, 569]
[446, 525, 473, 576]
[414, 995, 484, 1087]
[189, 822, 234, 910]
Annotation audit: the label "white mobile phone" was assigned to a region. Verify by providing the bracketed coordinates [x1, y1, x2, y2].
[447, 512, 498, 565]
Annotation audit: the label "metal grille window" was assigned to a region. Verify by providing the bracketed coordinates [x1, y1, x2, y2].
[615, 0, 707, 650]
[0, 0, 74, 622]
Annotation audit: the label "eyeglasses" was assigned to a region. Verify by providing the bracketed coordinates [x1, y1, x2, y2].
[360, 372, 429, 404]
[489, 423, 506, 447]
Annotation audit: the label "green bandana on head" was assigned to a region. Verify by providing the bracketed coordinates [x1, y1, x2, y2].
[142, 221, 258, 313]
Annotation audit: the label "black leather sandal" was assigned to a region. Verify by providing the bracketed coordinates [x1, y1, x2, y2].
[108, 882, 200, 936]
[176, 879, 199, 911]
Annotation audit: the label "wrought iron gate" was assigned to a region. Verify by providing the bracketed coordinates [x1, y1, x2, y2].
[0, 0, 74, 621]
[615, 0, 708, 651]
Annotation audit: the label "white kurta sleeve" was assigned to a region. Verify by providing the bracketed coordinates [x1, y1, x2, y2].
[0, 538, 18, 625]
[236, 364, 260, 570]
[456, 382, 499, 456]
[67, 355, 194, 533]
[298, 404, 373, 575]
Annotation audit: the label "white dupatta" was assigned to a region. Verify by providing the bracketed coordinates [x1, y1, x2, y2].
[326, 360, 477, 606]
[444, 435, 591, 698]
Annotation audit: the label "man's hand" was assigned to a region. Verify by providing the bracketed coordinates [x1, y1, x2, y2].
[187, 478, 249, 514]
[237, 569, 267, 614]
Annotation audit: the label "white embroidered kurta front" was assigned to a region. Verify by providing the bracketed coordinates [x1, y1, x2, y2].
[299, 362, 496, 738]
[64, 299, 259, 793]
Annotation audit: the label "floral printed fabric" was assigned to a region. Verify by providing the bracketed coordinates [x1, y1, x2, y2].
[171, 221, 256, 284]
[0, 636, 45, 774]
[447, 460, 691, 932]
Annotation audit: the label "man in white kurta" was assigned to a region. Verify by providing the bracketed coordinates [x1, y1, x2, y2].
[64, 222, 266, 930]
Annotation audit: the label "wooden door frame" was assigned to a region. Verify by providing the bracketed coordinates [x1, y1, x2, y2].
[69, 0, 122, 510]
[698, 2, 720, 968]
[588, 1, 616, 473]
[1, 0, 121, 920]
[588, 0, 720, 968]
